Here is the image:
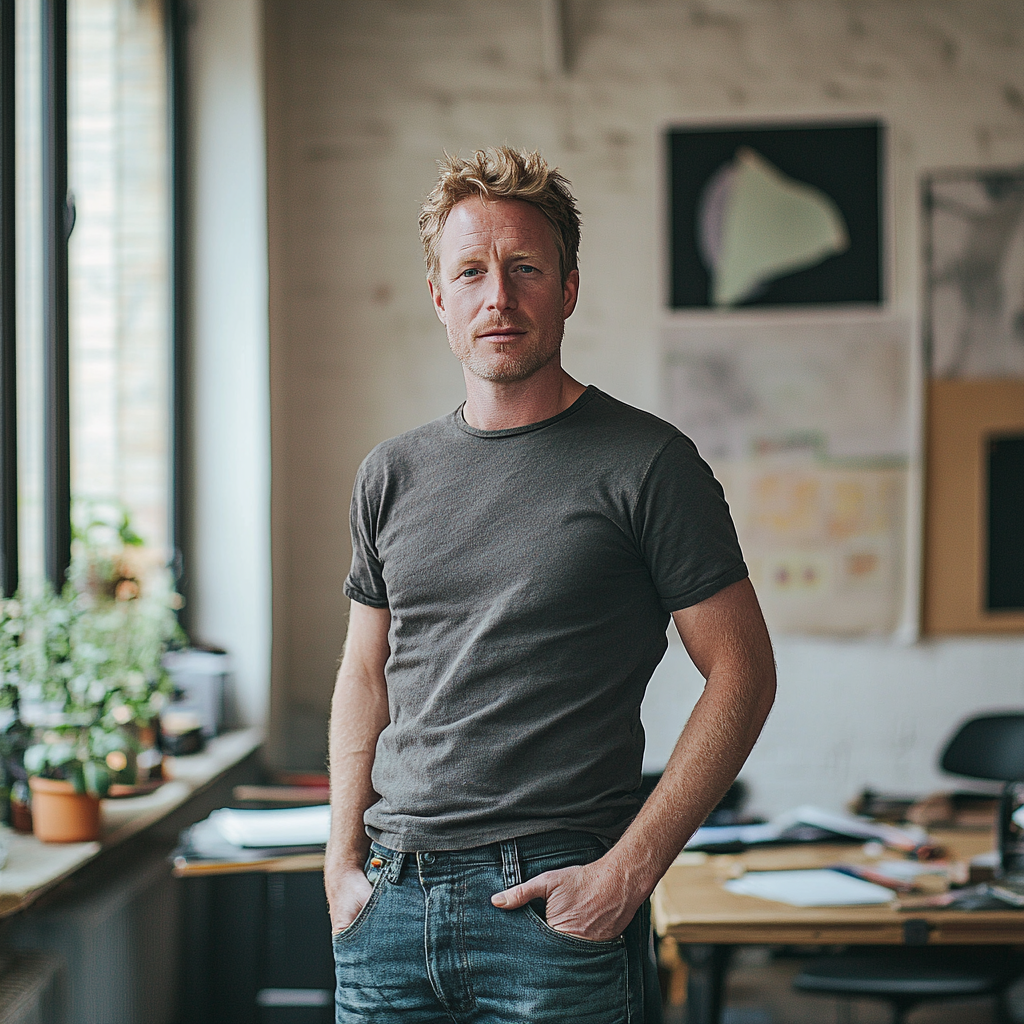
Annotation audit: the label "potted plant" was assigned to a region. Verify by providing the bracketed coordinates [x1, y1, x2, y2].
[4, 501, 184, 842]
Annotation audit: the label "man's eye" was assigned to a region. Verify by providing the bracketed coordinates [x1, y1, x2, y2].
[461, 268, 481, 278]
[515, 265, 537, 274]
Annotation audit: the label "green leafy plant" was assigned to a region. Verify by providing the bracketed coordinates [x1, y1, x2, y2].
[6, 501, 186, 797]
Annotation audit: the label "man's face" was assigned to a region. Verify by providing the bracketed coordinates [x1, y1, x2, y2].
[429, 197, 579, 385]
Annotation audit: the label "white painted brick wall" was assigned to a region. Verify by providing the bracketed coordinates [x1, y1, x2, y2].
[266, 0, 1024, 813]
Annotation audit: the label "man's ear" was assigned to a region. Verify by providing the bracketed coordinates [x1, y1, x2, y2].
[428, 277, 447, 325]
[562, 268, 580, 319]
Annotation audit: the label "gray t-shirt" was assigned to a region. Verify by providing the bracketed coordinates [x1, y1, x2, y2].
[344, 386, 747, 851]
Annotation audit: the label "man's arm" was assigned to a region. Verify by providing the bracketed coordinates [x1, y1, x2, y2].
[324, 601, 391, 935]
[492, 577, 776, 941]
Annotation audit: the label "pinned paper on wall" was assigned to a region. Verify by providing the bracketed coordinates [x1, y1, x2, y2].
[924, 167, 1024, 379]
[663, 315, 912, 636]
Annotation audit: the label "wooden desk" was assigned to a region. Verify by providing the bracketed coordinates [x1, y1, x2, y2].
[652, 830, 1024, 1024]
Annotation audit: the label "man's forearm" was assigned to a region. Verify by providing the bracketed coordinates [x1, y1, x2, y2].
[326, 664, 389, 867]
[324, 603, 391, 933]
[604, 649, 775, 910]
[326, 602, 392, 870]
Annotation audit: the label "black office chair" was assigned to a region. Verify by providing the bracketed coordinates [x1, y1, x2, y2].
[942, 713, 1024, 876]
[793, 713, 1024, 1024]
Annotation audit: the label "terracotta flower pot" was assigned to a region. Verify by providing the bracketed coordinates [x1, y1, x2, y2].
[28, 777, 102, 843]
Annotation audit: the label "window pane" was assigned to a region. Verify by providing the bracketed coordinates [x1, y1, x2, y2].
[68, 0, 169, 557]
[15, 0, 44, 592]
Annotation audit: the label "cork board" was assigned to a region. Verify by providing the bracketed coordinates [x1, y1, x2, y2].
[924, 380, 1024, 634]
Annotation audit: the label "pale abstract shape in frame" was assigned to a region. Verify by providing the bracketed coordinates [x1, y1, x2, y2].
[699, 147, 850, 306]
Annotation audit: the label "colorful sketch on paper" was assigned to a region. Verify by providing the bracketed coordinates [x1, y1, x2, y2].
[663, 317, 911, 636]
[925, 168, 1024, 379]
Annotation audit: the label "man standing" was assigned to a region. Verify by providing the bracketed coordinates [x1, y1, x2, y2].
[325, 147, 775, 1023]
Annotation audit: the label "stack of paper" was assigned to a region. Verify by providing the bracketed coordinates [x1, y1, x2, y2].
[209, 805, 331, 848]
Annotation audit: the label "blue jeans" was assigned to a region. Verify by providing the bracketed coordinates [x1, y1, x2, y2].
[333, 830, 663, 1023]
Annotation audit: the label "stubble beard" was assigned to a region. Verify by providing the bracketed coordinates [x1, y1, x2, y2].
[451, 320, 565, 385]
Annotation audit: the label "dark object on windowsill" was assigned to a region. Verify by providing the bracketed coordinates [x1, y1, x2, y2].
[160, 709, 204, 757]
[10, 779, 32, 833]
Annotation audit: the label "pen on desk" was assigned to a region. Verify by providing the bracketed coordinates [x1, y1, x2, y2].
[829, 864, 915, 892]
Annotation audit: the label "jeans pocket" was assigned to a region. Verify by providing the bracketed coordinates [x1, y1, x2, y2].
[522, 903, 625, 951]
[332, 852, 389, 944]
[515, 838, 624, 951]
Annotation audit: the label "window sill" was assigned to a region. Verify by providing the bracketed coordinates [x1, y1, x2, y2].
[0, 727, 264, 918]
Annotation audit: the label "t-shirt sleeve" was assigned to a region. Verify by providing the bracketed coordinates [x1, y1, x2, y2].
[343, 458, 390, 609]
[634, 434, 748, 612]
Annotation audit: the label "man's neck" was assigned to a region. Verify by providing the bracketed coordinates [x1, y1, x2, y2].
[461, 364, 587, 432]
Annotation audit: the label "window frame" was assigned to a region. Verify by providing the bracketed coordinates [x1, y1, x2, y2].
[0, 0, 17, 596]
[3, 0, 184, 597]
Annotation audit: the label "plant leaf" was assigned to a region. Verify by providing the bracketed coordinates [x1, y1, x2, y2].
[23, 744, 48, 774]
[82, 760, 110, 797]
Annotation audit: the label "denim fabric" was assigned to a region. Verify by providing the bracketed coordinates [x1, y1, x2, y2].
[333, 831, 663, 1024]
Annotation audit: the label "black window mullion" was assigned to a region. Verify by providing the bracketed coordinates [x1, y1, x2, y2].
[0, 0, 17, 597]
[166, 0, 189, 625]
[41, 0, 70, 590]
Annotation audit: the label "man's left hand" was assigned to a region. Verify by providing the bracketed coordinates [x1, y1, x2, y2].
[491, 860, 637, 942]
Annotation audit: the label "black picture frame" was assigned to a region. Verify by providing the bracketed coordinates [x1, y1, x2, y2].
[667, 121, 883, 309]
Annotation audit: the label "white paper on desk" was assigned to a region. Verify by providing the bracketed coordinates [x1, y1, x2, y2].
[724, 869, 894, 907]
[211, 805, 331, 847]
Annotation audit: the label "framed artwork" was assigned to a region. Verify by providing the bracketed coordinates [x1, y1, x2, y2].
[923, 167, 1024, 379]
[924, 380, 1024, 634]
[667, 121, 883, 309]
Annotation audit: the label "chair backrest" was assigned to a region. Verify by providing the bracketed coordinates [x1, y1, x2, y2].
[940, 713, 1024, 781]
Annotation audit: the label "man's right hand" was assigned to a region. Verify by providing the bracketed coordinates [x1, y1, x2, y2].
[326, 862, 373, 936]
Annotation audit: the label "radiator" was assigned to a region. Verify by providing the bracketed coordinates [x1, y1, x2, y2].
[3, 850, 179, 1024]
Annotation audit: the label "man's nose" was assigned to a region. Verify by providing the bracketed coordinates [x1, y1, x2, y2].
[485, 269, 517, 311]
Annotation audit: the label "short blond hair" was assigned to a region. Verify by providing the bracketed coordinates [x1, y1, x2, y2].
[419, 147, 581, 287]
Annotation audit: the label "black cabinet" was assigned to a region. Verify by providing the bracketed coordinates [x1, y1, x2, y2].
[179, 870, 334, 1024]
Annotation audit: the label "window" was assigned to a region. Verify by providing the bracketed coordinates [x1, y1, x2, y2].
[69, 0, 169, 556]
[8, 0, 179, 595]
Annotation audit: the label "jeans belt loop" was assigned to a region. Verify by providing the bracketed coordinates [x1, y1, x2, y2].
[499, 839, 521, 890]
[386, 850, 405, 882]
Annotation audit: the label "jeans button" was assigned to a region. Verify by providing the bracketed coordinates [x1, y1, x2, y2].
[421, 851, 434, 865]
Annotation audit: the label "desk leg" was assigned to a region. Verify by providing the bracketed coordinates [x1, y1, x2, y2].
[680, 944, 731, 1024]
